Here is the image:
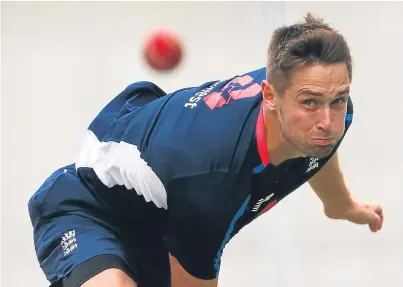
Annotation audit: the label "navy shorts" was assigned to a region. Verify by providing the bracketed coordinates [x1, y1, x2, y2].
[28, 164, 171, 286]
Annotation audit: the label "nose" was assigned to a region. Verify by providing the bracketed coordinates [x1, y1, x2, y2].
[316, 107, 331, 132]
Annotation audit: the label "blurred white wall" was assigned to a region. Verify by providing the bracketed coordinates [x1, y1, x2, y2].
[2, 2, 402, 287]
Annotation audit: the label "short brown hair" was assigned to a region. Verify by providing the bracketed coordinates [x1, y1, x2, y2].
[267, 13, 352, 93]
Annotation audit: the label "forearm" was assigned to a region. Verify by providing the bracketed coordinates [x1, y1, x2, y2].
[308, 152, 356, 219]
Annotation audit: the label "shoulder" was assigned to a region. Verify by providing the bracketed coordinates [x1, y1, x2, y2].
[142, 70, 266, 180]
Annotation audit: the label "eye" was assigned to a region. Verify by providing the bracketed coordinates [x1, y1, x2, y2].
[331, 98, 347, 105]
[302, 99, 317, 107]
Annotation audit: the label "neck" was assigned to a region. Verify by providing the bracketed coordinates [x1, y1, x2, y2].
[263, 109, 302, 166]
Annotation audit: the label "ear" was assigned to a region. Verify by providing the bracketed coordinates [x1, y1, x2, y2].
[261, 80, 277, 111]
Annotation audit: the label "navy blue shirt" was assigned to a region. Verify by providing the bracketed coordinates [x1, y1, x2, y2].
[75, 67, 353, 279]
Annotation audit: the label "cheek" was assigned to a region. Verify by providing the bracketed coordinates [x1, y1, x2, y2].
[332, 111, 347, 132]
[289, 107, 314, 129]
[282, 108, 314, 135]
[336, 118, 346, 135]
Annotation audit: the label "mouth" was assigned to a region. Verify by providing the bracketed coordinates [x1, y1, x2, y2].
[311, 138, 334, 146]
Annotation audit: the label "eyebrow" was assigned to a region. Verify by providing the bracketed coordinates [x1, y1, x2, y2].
[299, 87, 350, 97]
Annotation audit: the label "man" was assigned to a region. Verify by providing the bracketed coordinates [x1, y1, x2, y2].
[28, 13, 383, 287]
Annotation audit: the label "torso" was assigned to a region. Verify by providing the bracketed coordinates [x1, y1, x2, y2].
[75, 67, 354, 278]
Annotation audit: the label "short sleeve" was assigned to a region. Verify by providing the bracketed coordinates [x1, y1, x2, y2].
[164, 172, 249, 280]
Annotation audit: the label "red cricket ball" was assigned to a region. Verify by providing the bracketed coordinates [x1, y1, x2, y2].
[143, 30, 184, 71]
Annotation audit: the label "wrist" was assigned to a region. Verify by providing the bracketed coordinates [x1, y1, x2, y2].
[323, 196, 357, 220]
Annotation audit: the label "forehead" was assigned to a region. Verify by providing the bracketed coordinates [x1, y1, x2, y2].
[290, 62, 350, 91]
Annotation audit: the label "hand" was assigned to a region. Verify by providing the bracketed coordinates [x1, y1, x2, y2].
[343, 202, 384, 232]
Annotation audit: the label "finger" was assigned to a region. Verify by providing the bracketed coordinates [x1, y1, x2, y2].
[369, 223, 378, 232]
[370, 212, 381, 232]
[378, 209, 384, 230]
[375, 205, 383, 230]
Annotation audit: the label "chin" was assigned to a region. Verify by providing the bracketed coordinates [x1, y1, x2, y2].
[304, 145, 335, 159]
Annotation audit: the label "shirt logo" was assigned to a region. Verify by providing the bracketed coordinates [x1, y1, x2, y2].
[306, 158, 319, 172]
[252, 193, 275, 212]
[184, 81, 220, 109]
[61, 230, 77, 256]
